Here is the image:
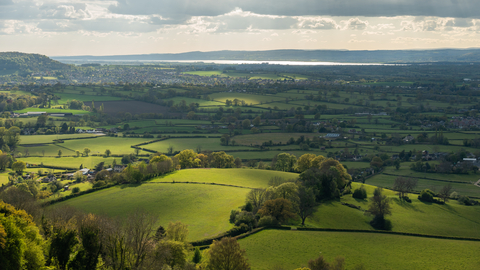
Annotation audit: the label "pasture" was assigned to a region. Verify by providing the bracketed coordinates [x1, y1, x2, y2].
[151, 168, 298, 188]
[239, 230, 480, 270]
[54, 183, 249, 241]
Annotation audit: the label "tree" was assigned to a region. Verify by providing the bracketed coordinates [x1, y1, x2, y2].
[368, 188, 392, 230]
[0, 201, 45, 270]
[275, 153, 297, 172]
[242, 119, 251, 129]
[308, 255, 345, 270]
[166, 221, 189, 243]
[11, 160, 26, 174]
[253, 116, 261, 126]
[105, 149, 111, 157]
[58, 149, 62, 157]
[438, 184, 454, 203]
[175, 149, 198, 169]
[193, 247, 202, 264]
[83, 148, 91, 157]
[393, 177, 418, 200]
[296, 185, 316, 225]
[370, 156, 384, 170]
[245, 189, 267, 213]
[207, 237, 249, 270]
[297, 153, 317, 172]
[258, 198, 296, 224]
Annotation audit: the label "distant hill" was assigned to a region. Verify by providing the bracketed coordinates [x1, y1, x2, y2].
[0, 52, 71, 75]
[51, 49, 480, 63]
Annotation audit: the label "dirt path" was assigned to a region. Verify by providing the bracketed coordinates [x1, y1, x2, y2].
[475, 179, 480, 188]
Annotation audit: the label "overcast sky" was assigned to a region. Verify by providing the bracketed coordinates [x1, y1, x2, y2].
[1, 0, 480, 56]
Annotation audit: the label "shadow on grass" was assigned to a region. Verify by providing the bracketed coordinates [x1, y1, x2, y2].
[393, 198, 424, 213]
[119, 183, 142, 189]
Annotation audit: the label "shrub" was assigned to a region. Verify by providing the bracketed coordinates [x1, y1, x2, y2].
[402, 196, 412, 203]
[352, 186, 367, 200]
[227, 223, 250, 237]
[229, 210, 239, 223]
[244, 201, 253, 212]
[93, 180, 106, 188]
[71, 187, 80, 194]
[234, 211, 257, 229]
[450, 191, 459, 200]
[257, 215, 278, 227]
[418, 189, 435, 202]
[458, 195, 472, 206]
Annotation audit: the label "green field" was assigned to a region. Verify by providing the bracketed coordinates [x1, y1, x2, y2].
[54, 183, 249, 241]
[20, 134, 104, 145]
[239, 230, 480, 270]
[143, 138, 253, 152]
[307, 182, 480, 239]
[14, 107, 89, 115]
[18, 156, 117, 169]
[151, 168, 298, 188]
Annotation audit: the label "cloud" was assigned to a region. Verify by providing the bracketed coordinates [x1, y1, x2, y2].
[108, 0, 480, 20]
[342, 18, 368, 30]
[297, 17, 339, 30]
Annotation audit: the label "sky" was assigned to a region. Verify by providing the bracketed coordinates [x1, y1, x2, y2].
[1, 0, 480, 56]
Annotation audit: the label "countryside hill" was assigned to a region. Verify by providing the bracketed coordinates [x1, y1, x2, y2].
[51, 48, 480, 63]
[0, 51, 71, 76]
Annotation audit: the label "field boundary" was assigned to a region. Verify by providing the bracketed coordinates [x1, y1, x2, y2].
[382, 172, 472, 184]
[295, 227, 480, 242]
[145, 181, 257, 190]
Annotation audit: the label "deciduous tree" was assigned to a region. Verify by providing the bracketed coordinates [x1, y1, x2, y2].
[207, 237, 249, 270]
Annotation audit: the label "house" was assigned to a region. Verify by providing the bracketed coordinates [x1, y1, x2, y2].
[403, 135, 414, 143]
[78, 168, 90, 175]
[114, 164, 126, 173]
[324, 133, 340, 138]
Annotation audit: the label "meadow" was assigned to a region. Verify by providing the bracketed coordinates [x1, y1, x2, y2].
[239, 230, 480, 270]
[54, 183, 249, 241]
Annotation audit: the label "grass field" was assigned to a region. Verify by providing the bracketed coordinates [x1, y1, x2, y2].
[239, 230, 480, 270]
[143, 138, 253, 152]
[54, 183, 249, 241]
[209, 93, 284, 105]
[151, 168, 299, 188]
[233, 133, 317, 146]
[14, 108, 89, 115]
[18, 156, 117, 169]
[305, 182, 480, 239]
[20, 134, 104, 145]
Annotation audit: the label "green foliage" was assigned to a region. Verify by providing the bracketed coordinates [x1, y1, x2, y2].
[207, 237, 249, 270]
[193, 247, 202, 264]
[352, 187, 367, 200]
[71, 187, 80, 194]
[258, 198, 296, 224]
[418, 189, 435, 202]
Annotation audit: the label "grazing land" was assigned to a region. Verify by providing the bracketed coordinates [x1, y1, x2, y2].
[239, 230, 480, 270]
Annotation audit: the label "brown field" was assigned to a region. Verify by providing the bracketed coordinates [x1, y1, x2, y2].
[233, 133, 317, 146]
[97, 101, 170, 115]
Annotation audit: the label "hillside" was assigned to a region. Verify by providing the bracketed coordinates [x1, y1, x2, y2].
[0, 51, 71, 75]
[51, 48, 480, 63]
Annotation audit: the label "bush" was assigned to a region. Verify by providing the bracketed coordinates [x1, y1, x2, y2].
[227, 223, 250, 237]
[229, 210, 239, 223]
[71, 187, 80, 194]
[234, 211, 257, 229]
[352, 186, 367, 200]
[418, 189, 435, 202]
[450, 191, 459, 200]
[402, 196, 412, 203]
[93, 180, 106, 188]
[459, 195, 473, 206]
[257, 215, 278, 227]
